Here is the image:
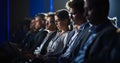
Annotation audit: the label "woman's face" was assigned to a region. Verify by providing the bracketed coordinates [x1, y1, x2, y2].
[55, 15, 65, 31]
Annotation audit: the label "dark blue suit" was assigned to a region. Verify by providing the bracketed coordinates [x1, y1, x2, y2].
[24, 28, 47, 53]
[85, 21, 120, 63]
[59, 23, 90, 63]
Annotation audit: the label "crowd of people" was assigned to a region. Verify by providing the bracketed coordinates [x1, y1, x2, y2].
[1, 0, 120, 63]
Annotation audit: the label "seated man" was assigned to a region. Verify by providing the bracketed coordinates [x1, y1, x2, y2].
[73, 0, 120, 63]
[16, 12, 57, 63]
[11, 13, 48, 63]
[58, 0, 90, 63]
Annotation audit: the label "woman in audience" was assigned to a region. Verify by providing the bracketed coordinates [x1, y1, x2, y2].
[39, 9, 71, 63]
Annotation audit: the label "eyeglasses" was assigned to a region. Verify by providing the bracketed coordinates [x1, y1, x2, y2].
[70, 12, 78, 18]
[46, 20, 54, 24]
[55, 19, 64, 25]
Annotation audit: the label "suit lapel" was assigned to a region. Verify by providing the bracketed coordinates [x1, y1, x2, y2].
[67, 30, 75, 45]
[40, 31, 57, 55]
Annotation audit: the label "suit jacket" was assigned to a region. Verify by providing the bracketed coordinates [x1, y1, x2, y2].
[27, 28, 48, 53]
[40, 31, 57, 55]
[85, 21, 120, 63]
[73, 23, 91, 57]
[46, 31, 70, 57]
[22, 30, 36, 50]
[69, 23, 90, 59]
[59, 23, 91, 63]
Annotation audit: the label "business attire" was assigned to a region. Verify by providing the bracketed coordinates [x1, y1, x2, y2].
[85, 21, 120, 63]
[73, 20, 120, 63]
[11, 28, 48, 63]
[28, 28, 48, 53]
[21, 30, 37, 51]
[34, 31, 57, 55]
[59, 23, 91, 63]
[73, 27, 96, 63]
[43, 31, 69, 63]
[46, 31, 69, 56]
[27, 31, 57, 63]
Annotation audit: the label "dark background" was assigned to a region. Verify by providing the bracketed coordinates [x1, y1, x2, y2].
[0, 0, 120, 46]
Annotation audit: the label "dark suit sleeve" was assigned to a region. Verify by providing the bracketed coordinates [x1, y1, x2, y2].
[85, 31, 120, 63]
[110, 33, 120, 63]
[29, 31, 48, 53]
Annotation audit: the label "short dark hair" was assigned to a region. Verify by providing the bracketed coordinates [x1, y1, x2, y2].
[35, 13, 46, 20]
[66, 0, 84, 14]
[46, 12, 55, 21]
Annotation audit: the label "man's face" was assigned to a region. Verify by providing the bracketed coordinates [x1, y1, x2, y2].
[34, 16, 42, 29]
[30, 19, 35, 30]
[69, 8, 81, 24]
[84, 0, 101, 23]
[84, 0, 93, 22]
[46, 17, 56, 31]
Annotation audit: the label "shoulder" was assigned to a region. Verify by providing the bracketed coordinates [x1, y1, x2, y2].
[61, 31, 70, 38]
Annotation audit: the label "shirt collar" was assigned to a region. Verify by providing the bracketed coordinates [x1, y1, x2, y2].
[79, 22, 88, 31]
[38, 28, 44, 31]
[47, 30, 56, 34]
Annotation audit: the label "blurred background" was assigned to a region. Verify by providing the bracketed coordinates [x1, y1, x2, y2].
[0, 0, 120, 46]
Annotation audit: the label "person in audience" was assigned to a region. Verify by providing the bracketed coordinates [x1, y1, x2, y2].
[23, 9, 70, 63]
[10, 17, 33, 44]
[11, 13, 48, 63]
[58, 0, 90, 63]
[72, 0, 120, 63]
[34, 12, 58, 56]
[6, 18, 36, 63]
[31, 13, 58, 63]
[18, 19, 35, 48]
[40, 9, 71, 63]
[26, 13, 48, 53]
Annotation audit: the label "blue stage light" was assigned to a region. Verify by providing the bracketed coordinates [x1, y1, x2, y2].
[50, 0, 54, 12]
